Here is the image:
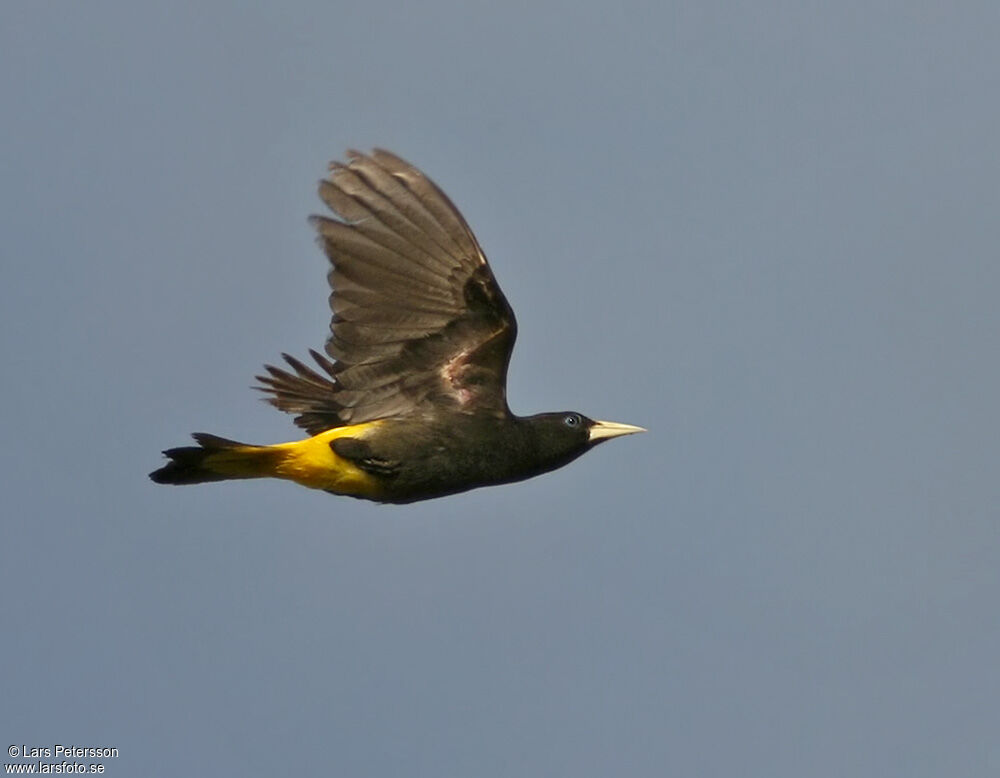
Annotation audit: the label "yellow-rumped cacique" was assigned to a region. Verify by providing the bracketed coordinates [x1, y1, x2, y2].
[150, 150, 645, 503]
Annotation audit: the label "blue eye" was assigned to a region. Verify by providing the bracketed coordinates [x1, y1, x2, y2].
[564, 414, 580, 427]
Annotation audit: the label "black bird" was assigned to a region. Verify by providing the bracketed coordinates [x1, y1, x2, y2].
[150, 150, 644, 503]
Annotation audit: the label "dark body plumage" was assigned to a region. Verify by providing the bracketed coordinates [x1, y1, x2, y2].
[330, 413, 599, 503]
[151, 150, 644, 502]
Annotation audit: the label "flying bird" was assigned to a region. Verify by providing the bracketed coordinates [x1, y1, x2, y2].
[150, 150, 644, 503]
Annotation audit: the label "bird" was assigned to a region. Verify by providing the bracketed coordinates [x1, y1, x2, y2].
[150, 149, 645, 503]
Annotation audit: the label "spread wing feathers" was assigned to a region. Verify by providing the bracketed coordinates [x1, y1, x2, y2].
[256, 149, 517, 434]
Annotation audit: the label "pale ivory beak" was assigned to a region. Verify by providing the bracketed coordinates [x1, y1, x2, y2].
[587, 420, 647, 443]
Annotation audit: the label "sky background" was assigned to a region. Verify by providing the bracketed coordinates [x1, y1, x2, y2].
[2, 2, 999, 776]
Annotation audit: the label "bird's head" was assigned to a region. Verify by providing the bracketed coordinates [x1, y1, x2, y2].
[524, 412, 646, 470]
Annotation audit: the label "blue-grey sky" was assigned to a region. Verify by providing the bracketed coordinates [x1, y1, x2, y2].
[3, 2, 999, 776]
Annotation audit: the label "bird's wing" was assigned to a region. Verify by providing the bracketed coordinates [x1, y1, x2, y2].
[256, 149, 517, 434]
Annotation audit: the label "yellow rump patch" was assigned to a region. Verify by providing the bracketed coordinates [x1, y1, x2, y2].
[203, 421, 386, 497]
[272, 421, 385, 495]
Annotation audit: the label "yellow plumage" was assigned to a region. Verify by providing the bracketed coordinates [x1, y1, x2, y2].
[198, 422, 384, 496]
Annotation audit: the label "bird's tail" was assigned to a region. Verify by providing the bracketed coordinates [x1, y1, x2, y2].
[149, 433, 283, 485]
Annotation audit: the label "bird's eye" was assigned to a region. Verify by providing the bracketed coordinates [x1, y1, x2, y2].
[563, 414, 580, 427]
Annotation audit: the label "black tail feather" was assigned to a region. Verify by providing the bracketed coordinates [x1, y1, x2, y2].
[149, 432, 250, 485]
